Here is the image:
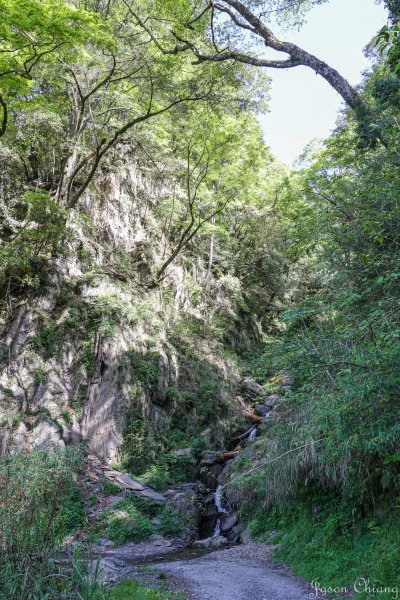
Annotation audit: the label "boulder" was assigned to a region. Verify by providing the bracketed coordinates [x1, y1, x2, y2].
[113, 473, 145, 491]
[265, 394, 283, 408]
[221, 512, 238, 533]
[199, 450, 223, 467]
[135, 488, 166, 504]
[241, 377, 266, 401]
[193, 535, 229, 549]
[263, 410, 280, 424]
[165, 489, 201, 544]
[254, 405, 270, 417]
[226, 524, 242, 543]
[200, 463, 223, 491]
[30, 420, 65, 451]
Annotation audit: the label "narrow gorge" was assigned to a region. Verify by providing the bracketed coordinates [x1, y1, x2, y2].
[1, 1, 399, 599]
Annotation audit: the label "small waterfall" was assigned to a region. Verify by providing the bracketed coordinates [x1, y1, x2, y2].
[214, 484, 229, 515]
[212, 517, 221, 537]
[248, 427, 257, 441]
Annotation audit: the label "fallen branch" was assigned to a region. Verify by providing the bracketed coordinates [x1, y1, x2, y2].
[242, 410, 262, 423]
[220, 450, 241, 461]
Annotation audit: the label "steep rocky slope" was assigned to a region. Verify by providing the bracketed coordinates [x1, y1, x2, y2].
[0, 155, 252, 465]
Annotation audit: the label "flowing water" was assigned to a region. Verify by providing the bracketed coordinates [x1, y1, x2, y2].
[212, 517, 221, 537]
[248, 427, 257, 441]
[214, 484, 229, 515]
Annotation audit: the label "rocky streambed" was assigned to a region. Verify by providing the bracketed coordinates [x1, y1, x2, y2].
[76, 373, 294, 599]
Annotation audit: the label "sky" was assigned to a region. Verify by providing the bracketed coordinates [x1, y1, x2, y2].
[259, 0, 388, 164]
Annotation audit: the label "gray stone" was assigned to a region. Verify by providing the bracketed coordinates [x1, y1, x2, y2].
[199, 450, 222, 467]
[254, 405, 270, 417]
[30, 420, 65, 451]
[263, 409, 280, 424]
[192, 535, 229, 549]
[200, 464, 222, 491]
[241, 377, 266, 400]
[114, 473, 145, 491]
[226, 524, 242, 542]
[240, 526, 252, 543]
[165, 488, 200, 544]
[134, 488, 166, 504]
[265, 394, 283, 408]
[202, 502, 218, 518]
[221, 512, 238, 533]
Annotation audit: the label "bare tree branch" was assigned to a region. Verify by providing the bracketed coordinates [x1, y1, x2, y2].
[130, 0, 364, 110]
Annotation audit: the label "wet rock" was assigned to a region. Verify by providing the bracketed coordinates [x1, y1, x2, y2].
[263, 410, 280, 424]
[221, 512, 238, 533]
[241, 378, 266, 401]
[199, 450, 222, 467]
[254, 405, 270, 417]
[265, 394, 283, 408]
[202, 502, 218, 519]
[113, 473, 146, 491]
[165, 488, 200, 544]
[193, 535, 229, 550]
[200, 464, 223, 491]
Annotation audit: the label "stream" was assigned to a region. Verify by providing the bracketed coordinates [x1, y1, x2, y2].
[90, 376, 308, 598]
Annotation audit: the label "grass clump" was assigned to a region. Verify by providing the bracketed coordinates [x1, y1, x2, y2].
[110, 579, 185, 600]
[103, 498, 153, 545]
[245, 496, 400, 599]
[0, 448, 94, 600]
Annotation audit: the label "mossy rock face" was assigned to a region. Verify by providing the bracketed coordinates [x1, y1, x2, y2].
[128, 350, 170, 406]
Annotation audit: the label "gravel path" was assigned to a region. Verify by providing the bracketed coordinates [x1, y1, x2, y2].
[150, 543, 314, 600]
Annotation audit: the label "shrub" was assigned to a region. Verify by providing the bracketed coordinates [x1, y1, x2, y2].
[103, 498, 153, 545]
[101, 478, 121, 496]
[0, 448, 86, 599]
[156, 506, 184, 537]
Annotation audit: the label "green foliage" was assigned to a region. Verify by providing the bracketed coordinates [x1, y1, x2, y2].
[246, 496, 400, 599]
[190, 436, 210, 458]
[101, 478, 121, 496]
[109, 579, 185, 600]
[0, 191, 68, 302]
[139, 453, 194, 492]
[0, 449, 86, 598]
[102, 498, 153, 545]
[156, 506, 185, 538]
[128, 350, 161, 400]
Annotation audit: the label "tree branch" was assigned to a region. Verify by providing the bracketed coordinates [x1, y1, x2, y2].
[67, 89, 212, 208]
[0, 95, 7, 139]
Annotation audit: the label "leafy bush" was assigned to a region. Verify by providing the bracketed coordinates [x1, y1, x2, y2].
[156, 506, 184, 538]
[0, 191, 68, 303]
[101, 478, 121, 496]
[246, 496, 400, 599]
[0, 449, 87, 599]
[103, 498, 154, 545]
[0, 449, 83, 556]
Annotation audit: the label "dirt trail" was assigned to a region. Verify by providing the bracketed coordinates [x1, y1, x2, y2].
[150, 543, 313, 600]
